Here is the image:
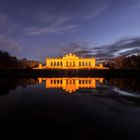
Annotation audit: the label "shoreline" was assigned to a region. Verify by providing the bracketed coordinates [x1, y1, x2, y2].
[0, 69, 139, 78]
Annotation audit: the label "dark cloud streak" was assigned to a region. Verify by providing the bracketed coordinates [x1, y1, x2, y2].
[61, 37, 140, 62]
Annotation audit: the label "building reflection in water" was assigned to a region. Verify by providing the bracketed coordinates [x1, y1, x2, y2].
[38, 77, 104, 93]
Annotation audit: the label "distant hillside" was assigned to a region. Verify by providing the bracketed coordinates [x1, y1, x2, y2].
[0, 50, 39, 69]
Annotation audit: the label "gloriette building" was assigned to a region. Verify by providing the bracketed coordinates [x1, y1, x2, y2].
[35, 53, 106, 69]
[46, 53, 96, 69]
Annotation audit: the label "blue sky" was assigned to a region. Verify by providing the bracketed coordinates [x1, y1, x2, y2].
[0, 0, 140, 61]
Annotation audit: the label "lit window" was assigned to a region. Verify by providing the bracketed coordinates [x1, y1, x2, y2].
[89, 62, 91, 66]
[89, 80, 91, 84]
[66, 61, 68, 66]
[66, 80, 68, 85]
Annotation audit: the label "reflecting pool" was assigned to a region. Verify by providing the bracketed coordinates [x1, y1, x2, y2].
[0, 77, 140, 139]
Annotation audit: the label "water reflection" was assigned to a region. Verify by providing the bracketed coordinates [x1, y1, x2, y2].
[0, 77, 140, 97]
[107, 78, 140, 93]
[38, 77, 104, 93]
[0, 78, 38, 95]
[0, 77, 140, 139]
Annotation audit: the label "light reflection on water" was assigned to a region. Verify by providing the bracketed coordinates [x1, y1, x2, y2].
[0, 77, 140, 103]
[0, 77, 140, 139]
[38, 77, 104, 93]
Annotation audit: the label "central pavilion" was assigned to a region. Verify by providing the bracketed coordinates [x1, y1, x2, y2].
[46, 53, 96, 69]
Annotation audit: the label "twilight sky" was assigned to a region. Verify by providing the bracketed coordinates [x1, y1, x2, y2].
[0, 0, 140, 61]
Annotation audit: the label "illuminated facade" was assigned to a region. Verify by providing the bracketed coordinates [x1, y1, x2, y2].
[46, 53, 96, 69]
[38, 77, 104, 93]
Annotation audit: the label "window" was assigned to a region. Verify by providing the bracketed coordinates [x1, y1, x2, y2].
[89, 80, 91, 84]
[54, 62, 56, 66]
[79, 62, 81, 66]
[73, 61, 75, 66]
[57, 62, 59, 66]
[66, 80, 68, 85]
[89, 62, 91, 66]
[82, 62, 84, 66]
[60, 61, 63, 66]
[66, 61, 68, 66]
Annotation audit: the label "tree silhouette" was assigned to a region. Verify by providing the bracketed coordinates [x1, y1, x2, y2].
[0, 50, 39, 69]
[105, 55, 140, 69]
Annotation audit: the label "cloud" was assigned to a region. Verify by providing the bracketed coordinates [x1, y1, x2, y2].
[26, 16, 79, 35]
[116, 1, 140, 24]
[59, 37, 140, 62]
[0, 13, 8, 27]
[59, 42, 92, 57]
[51, 16, 71, 27]
[22, 0, 110, 36]
[0, 37, 23, 56]
[83, 3, 110, 20]
[90, 37, 140, 61]
[0, 13, 8, 24]
[27, 24, 79, 36]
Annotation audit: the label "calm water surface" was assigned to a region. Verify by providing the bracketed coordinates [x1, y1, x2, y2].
[0, 77, 140, 139]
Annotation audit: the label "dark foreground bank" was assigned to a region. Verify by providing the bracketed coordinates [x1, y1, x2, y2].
[0, 69, 140, 78]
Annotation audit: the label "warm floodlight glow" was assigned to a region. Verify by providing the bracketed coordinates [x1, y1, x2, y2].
[35, 53, 108, 69]
[46, 53, 95, 69]
[38, 77, 104, 93]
